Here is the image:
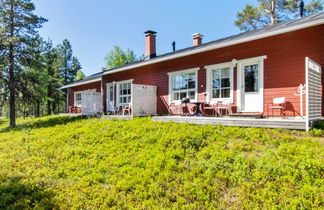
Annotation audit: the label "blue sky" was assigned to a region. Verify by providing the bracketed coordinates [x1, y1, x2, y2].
[33, 0, 313, 76]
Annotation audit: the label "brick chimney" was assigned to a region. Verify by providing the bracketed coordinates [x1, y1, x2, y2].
[192, 33, 203, 46]
[144, 30, 157, 59]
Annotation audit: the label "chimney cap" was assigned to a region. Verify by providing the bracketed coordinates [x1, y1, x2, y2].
[144, 30, 157, 35]
[192, 33, 203, 39]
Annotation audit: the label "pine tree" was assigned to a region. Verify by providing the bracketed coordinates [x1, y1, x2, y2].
[42, 39, 61, 115]
[235, 0, 323, 31]
[0, 0, 46, 127]
[71, 56, 82, 81]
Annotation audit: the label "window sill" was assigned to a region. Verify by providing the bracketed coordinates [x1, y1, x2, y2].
[170, 100, 197, 105]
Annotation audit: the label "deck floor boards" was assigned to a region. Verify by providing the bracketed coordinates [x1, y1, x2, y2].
[153, 116, 306, 130]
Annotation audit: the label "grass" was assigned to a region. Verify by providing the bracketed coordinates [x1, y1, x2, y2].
[0, 115, 323, 209]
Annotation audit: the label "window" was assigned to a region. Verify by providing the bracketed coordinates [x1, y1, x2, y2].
[118, 82, 131, 104]
[109, 86, 114, 101]
[244, 64, 259, 92]
[74, 92, 82, 107]
[212, 68, 231, 99]
[169, 68, 198, 103]
[205, 62, 234, 104]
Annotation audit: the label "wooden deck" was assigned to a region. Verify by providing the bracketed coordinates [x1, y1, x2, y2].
[153, 116, 307, 130]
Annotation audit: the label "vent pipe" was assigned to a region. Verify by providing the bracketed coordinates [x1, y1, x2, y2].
[298, 0, 304, 17]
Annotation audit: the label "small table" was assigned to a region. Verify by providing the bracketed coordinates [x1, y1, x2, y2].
[190, 102, 205, 117]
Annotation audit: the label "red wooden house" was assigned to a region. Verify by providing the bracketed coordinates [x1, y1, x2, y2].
[61, 12, 324, 130]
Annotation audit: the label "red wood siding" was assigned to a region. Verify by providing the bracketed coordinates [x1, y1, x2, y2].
[67, 81, 101, 107]
[71, 25, 323, 116]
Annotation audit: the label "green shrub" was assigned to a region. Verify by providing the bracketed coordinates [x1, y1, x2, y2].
[0, 116, 322, 209]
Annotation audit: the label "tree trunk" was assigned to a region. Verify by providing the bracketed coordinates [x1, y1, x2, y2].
[53, 100, 56, 114]
[270, 0, 276, 25]
[23, 105, 26, 119]
[9, 3, 16, 128]
[9, 51, 15, 128]
[35, 102, 40, 117]
[47, 85, 52, 115]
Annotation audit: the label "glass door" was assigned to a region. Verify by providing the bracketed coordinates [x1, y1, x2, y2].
[106, 83, 115, 112]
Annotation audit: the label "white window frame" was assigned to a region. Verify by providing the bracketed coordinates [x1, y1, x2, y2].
[168, 67, 199, 104]
[116, 79, 134, 106]
[205, 62, 234, 104]
[74, 91, 82, 107]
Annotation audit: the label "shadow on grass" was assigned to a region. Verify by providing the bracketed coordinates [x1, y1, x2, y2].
[0, 176, 57, 209]
[1, 116, 83, 132]
[313, 120, 324, 130]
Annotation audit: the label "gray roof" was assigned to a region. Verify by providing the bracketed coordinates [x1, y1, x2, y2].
[62, 12, 324, 89]
[60, 71, 102, 89]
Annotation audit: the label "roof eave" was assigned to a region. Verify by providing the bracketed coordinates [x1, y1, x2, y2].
[59, 77, 102, 89]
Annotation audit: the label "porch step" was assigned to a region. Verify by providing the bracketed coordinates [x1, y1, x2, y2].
[228, 113, 264, 119]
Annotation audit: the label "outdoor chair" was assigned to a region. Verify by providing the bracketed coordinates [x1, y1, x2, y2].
[202, 104, 216, 116]
[268, 97, 286, 118]
[122, 105, 132, 116]
[180, 98, 190, 116]
[113, 105, 121, 115]
[69, 106, 82, 114]
[169, 102, 180, 115]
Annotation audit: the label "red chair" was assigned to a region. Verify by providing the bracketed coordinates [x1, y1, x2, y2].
[168, 103, 180, 115]
[69, 106, 82, 113]
[180, 103, 190, 116]
[202, 104, 216, 116]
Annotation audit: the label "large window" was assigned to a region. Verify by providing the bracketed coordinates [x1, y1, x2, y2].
[212, 68, 231, 99]
[206, 63, 233, 104]
[118, 82, 131, 104]
[169, 69, 198, 102]
[74, 92, 82, 107]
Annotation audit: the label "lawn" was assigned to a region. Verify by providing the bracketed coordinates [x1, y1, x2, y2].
[0, 116, 323, 209]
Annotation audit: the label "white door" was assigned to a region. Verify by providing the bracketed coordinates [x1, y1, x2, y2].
[106, 83, 115, 112]
[238, 59, 264, 112]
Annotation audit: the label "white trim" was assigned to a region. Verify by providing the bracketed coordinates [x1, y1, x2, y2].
[116, 79, 134, 106]
[205, 62, 234, 104]
[103, 19, 323, 76]
[305, 57, 309, 131]
[106, 82, 115, 112]
[237, 55, 267, 63]
[237, 56, 266, 112]
[60, 77, 102, 89]
[167, 67, 200, 75]
[168, 68, 199, 104]
[74, 91, 82, 107]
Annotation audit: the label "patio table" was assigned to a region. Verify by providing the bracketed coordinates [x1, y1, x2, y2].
[190, 102, 205, 117]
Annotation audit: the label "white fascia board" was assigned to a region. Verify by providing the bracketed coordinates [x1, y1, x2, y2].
[60, 78, 102, 89]
[103, 19, 324, 76]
